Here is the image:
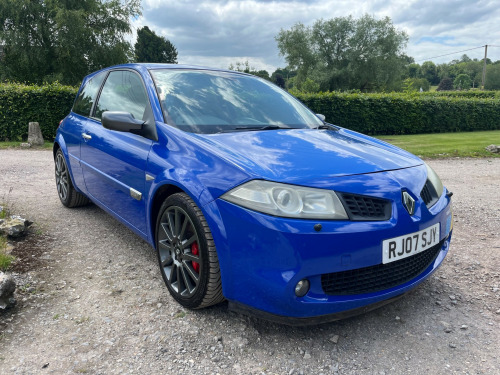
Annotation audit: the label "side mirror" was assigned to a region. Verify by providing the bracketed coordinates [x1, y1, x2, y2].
[102, 111, 144, 133]
[316, 114, 326, 122]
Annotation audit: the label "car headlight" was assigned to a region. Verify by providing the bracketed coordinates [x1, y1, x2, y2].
[425, 163, 444, 196]
[221, 180, 348, 219]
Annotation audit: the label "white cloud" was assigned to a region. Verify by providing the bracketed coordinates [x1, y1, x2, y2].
[133, 0, 500, 72]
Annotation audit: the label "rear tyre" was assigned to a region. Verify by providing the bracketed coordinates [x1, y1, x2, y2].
[54, 149, 90, 208]
[155, 193, 224, 309]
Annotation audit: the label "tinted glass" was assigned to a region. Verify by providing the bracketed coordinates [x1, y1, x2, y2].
[94, 70, 150, 121]
[150, 69, 323, 134]
[72, 72, 106, 116]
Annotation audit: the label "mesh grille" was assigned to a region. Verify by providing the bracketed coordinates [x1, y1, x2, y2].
[321, 240, 444, 295]
[338, 193, 391, 221]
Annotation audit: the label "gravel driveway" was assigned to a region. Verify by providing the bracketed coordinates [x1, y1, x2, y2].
[0, 149, 499, 374]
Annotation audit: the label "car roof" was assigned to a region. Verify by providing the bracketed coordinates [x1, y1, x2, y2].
[81, 63, 251, 86]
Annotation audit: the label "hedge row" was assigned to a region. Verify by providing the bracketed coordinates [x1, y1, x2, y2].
[0, 83, 77, 141]
[1, 83, 499, 140]
[418, 91, 499, 99]
[295, 91, 500, 135]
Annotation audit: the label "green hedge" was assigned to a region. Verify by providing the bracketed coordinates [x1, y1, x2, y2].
[0, 83, 77, 141]
[295, 91, 500, 135]
[1, 83, 499, 140]
[418, 91, 499, 99]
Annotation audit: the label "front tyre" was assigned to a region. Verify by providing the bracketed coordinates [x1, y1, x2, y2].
[156, 193, 224, 309]
[54, 149, 90, 208]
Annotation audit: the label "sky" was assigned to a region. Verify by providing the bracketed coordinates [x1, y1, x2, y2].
[131, 0, 500, 73]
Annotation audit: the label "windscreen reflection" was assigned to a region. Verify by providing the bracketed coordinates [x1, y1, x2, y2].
[150, 69, 323, 134]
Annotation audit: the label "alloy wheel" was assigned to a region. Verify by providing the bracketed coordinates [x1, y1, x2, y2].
[158, 206, 201, 297]
[55, 152, 69, 201]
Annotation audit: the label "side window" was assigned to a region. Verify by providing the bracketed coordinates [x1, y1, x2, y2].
[94, 70, 151, 121]
[72, 72, 106, 116]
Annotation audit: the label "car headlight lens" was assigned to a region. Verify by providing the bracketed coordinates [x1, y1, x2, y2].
[425, 163, 444, 196]
[221, 180, 348, 219]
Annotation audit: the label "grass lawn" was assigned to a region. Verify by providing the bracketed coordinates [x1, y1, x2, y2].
[0, 141, 52, 150]
[377, 130, 500, 158]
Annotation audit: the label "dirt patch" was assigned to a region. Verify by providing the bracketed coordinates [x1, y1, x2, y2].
[9, 230, 53, 273]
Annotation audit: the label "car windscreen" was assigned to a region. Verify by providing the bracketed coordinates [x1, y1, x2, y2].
[150, 69, 323, 134]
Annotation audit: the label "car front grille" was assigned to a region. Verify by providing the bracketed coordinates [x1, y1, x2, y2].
[338, 193, 391, 221]
[321, 239, 444, 295]
[420, 180, 439, 208]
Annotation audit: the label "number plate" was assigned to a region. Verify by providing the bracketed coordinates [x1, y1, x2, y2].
[382, 223, 440, 264]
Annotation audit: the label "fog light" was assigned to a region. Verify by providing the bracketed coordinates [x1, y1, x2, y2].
[295, 279, 310, 297]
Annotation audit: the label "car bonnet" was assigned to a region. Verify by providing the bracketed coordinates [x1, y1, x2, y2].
[191, 128, 423, 187]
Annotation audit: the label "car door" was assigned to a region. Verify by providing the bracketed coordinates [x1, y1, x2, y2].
[80, 69, 154, 235]
[64, 71, 107, 191]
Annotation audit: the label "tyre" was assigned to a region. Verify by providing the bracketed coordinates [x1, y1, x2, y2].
[155, 193, 224, 309]
[54, 149, 90, 208]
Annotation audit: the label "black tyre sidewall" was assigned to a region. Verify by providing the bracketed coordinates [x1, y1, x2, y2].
[155, 193, 212, 309]
[55, 149, 74, 207]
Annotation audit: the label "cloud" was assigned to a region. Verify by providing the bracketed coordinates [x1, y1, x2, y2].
[133, 0, 500, 71]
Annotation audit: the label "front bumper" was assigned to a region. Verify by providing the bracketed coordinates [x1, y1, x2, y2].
[203, 171, 453, 320]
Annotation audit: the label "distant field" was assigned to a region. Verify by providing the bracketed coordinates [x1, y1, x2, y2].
[377, 130, 500, 158]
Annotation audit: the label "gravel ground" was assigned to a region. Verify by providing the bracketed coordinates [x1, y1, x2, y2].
[0, 149, 499, 375]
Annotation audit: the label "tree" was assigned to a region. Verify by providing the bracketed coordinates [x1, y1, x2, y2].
[0, 0, 141, 85]
[484, 64, 500, 90]
[453, 74, 471, 90]
[228, 61, 271, 81]
[271, 67, 296, 88]
[436, 77, 453, 91]
[419, 61, 439, 85]
[300, 78, 321, 93]
[401, 78, 430, 92]
[272, 73, 286, 88]
[134, 26, 177, 63]
[408, 63, 420, 78]
[275, 15, 409, 91]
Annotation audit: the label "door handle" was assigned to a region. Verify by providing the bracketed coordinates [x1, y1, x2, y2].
[82, 133, 92, 140]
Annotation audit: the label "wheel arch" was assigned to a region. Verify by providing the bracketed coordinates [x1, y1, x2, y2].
[53, 142, 61, 159]
[149, 183, 184, 246]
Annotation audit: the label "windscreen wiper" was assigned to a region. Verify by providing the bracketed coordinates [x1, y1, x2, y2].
[234, 125, 291, 131]
[315, 123, 340, 131]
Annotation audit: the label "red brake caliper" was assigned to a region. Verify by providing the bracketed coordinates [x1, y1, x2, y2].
[191, 242, 200, 273]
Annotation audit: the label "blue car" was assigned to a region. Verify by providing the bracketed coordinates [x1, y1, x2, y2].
[54, 64, 453, 324]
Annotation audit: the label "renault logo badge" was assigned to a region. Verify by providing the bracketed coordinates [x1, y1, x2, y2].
[402, 191, 415, 215]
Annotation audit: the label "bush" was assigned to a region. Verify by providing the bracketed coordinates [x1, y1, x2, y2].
[437, 78, 453, 91]
[295, 91, 500, 135]
[0, 82, 77, 141]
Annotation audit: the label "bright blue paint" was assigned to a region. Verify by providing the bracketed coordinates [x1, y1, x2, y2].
[55, 63, 452, 320]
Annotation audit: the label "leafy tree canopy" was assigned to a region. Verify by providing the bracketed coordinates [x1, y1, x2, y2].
[134, 26, 177, 64]
[419, 61, 439, 85]
[0, 0, 141, 85]
[275, 14, 409, 92]
[484, 64, 500, 90]
[453, 74, 472, 90]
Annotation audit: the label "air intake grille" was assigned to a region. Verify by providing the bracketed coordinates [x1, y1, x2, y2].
[420, 180, 439, 208]
[338, 193, 391, 221]
[321, 240, 444, 295]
